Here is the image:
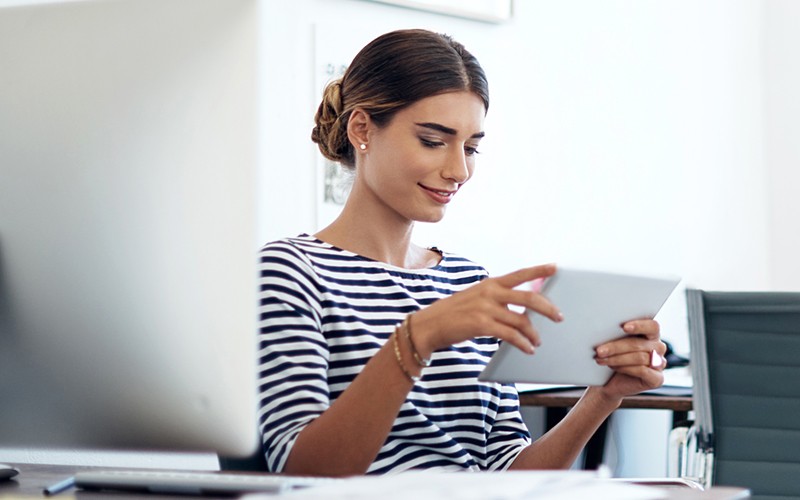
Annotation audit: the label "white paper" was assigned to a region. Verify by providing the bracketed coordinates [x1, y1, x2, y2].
[249, 470, 667, 500]
[515, 383, 584, 393]
[663, 367, 693, 388]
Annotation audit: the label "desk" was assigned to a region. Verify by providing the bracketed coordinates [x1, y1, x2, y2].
[520, 388, 693, 470]
[0, 463, 227, 500]
[0, 463, 749, 499]
[519, 388, 692, 417]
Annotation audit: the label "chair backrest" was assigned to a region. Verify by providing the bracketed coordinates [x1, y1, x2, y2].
[687, 289, 800, 499]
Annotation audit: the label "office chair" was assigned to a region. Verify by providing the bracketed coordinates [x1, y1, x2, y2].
[681, 289, 800, 499]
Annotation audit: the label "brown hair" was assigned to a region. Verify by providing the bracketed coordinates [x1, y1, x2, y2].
[311, 29, 489, 168]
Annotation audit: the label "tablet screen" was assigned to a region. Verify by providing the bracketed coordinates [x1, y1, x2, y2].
[479, 268, 680, 386]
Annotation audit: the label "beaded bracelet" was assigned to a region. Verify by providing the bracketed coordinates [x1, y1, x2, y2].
[403, 314, 431, 367]
[392, 328, 420, 383]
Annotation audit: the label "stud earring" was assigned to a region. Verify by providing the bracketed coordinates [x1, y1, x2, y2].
[359, 144, 366, 151]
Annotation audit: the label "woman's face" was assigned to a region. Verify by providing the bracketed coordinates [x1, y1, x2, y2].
[355, 91, 486, 224]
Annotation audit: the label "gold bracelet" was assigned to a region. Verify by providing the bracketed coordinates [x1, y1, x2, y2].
[392, 328, 420, 383]
[404, 314, 430, 367]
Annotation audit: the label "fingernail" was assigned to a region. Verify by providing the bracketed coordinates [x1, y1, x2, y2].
[624, 323, 635, 332]
[596, 347, 607, 357]
[650, 349, 662, 368]
[527, 344, 536, 355]
[557, 311, 564, 322]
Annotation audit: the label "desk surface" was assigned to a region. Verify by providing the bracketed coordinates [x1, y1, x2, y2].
[1, 463, 218, 500]
[1, 463, 749, 500]
[519, 388, 693, 412]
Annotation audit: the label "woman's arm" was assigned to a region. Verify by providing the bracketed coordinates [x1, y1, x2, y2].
[281, 264, 562, 476]
[282, 325, 419, 476]
[508, 388, 620, 469]
[510, 318, 666, 470]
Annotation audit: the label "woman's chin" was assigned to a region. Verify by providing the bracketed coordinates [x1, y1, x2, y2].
[417, 210, 447, 224]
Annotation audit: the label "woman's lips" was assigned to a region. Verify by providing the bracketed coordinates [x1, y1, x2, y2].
[420, 184, 457, 204]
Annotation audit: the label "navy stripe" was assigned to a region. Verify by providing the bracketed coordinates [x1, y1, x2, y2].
[260, 384, 329, 409]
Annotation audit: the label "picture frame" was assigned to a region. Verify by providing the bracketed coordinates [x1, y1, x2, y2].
[364, 0, 513, 24]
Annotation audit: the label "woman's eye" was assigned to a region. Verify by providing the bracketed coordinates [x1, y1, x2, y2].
[465, 146, 481, 156]
[420, 138, 443, 148]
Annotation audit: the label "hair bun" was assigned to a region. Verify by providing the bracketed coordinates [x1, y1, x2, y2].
[311, 79, 354, 167]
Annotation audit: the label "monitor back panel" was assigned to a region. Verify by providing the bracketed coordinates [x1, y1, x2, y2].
[0, 0, 260, 456]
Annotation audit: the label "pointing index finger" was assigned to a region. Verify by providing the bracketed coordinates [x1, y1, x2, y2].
[495, 264, 557, 289]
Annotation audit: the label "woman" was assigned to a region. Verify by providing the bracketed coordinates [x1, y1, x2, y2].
[257, 29, 666, 476]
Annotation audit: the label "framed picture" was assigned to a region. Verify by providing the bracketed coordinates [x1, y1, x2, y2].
[313, 26, 356, 230]
[364, 0, 513, 23]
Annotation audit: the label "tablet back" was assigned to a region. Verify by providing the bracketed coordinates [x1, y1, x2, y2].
[479, 268, 680, 386]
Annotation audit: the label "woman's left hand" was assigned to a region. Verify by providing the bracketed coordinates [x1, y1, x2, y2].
[592, 319, 667, 401]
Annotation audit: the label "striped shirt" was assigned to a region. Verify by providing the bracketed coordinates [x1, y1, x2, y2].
[257, 234, 531, 474]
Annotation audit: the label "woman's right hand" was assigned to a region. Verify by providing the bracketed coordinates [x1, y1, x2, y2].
[411, 264, 563, 358]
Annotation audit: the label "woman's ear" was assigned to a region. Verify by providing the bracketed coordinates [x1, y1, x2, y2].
[347, 108, 370, 153]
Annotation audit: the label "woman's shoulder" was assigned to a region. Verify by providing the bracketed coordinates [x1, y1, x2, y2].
[259, 233, 364, 271]
[262, 233, 359, 256]
[260, 233, 320, 254]
[258, 233, 331, 271]
[430, 246, 489, 277]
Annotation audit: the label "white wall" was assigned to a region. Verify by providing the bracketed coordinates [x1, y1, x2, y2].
[764, 0, 800, 290]
[258, 0, 770, 477]
[260, 0, 771, 354]
[3, 0, 798, 477]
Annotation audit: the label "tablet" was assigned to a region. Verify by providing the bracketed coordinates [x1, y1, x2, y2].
[479, 268, 680, 386]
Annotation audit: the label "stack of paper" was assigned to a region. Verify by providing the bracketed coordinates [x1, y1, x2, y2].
[249, 470, 667, 500]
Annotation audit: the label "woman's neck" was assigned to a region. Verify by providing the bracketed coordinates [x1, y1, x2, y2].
[314, 198, 437, 270]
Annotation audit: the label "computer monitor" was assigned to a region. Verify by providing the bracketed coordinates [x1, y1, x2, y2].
[0, 0, 260, 457]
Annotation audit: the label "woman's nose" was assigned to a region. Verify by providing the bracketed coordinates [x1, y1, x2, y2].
[442, 150, 470, 184]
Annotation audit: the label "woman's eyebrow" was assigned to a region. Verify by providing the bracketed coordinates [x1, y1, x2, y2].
[415, 122, 485, 139]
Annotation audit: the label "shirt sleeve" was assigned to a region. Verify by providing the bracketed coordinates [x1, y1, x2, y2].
[256, 241, 330, 472]
[484, 382, 532, 471]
